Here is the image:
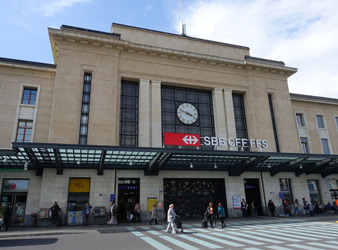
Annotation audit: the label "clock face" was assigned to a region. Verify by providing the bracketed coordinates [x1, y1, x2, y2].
[177, 103, 198, 125]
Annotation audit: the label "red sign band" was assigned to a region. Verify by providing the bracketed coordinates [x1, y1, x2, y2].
[164, 132, 201, 146]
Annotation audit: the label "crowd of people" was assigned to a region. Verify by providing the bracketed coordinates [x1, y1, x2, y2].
[1, 197, 338, 231]
[267, 198, 338, 217]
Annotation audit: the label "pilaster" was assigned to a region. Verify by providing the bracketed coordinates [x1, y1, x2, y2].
[138, 79, 150, 147]
[151, 80, 162, 147]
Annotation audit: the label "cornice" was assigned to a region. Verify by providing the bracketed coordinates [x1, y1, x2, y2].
[48, 28, 297, 77]
[290, 93, 338, 105]
[0, 61, 56, 73]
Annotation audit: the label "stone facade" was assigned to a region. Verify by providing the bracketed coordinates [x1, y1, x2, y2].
[0, 23, 338, 225]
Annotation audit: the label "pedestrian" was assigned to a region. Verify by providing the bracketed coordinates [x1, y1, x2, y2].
[251, 201, 256, 216]
[134, 202, 140, 222]
[83, 202, 92, 225]
[2, 202, 13, 231]
[50, 201, 61, 227]
[302, 197, 310, 216]
[149, 204, 158, 225]
[294, 199, 300, 216]
[125, 200, 133, 222]
[204, 202, 215, 229]
[109, 202, 118, 225]
[241, 199, 248, 218]
[283, 199, 289, 217]
[166, 204, 177, 234]
[217, 203, 226, 228]
[268, 200, 275, 216]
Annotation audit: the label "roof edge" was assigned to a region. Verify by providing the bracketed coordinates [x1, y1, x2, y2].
[290, 93, 338, 105]
[0, 57, 56, 68]
[111, 22, 250, 51]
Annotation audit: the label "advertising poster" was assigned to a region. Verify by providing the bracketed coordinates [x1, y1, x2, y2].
[232, 195, 241, 209]
[147, 197, 157, 212]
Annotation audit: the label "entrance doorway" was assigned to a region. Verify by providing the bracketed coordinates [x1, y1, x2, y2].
[244, 179, 263, 216]
[164, 179, 226, 219]
[117, 178, 140, 222]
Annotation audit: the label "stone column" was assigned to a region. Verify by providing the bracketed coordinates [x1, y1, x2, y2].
[151, 80, 162, 147]
[223, 89, 237, 140]
[138, 79, 150, 147]
[212, 88, 228, 150]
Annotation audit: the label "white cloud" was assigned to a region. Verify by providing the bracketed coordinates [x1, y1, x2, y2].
[32, 0, 91, 17]
[143, 5, 154, 16]
[178, 0, 338, 98]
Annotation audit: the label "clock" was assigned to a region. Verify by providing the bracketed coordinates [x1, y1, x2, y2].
[177, 103, 198, 125]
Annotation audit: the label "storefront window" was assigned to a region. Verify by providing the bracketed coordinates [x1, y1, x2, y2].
[1, 179, 29, 224]
[279, 178, 293, 203]
[307, 180, 321, 205]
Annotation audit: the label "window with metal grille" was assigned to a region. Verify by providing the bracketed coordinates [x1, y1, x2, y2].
[119, 81, 139, 147]
[22, 87, 37, 105]
[233, 93, 249, 151]
[16, 120, 33, 142]
[268, 94, 280, 152]
[79, 73, 92, 145]
[161, 86, 215, 150]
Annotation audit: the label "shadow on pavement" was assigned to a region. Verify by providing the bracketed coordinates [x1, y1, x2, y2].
[0, 238, 58, 247]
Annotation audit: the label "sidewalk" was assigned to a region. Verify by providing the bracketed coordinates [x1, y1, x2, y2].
[1, 213, 337, 239]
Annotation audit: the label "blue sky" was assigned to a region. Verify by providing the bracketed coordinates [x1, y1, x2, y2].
[1, 0, 337, 98]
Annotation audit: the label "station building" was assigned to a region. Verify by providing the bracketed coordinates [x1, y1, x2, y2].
[1, 23, 338, 225]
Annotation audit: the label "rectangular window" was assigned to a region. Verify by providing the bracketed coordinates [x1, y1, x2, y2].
[300, 137, 309, 154]
[279, 178, 293, 203]
[161, 86, 215, 150]
[16, 120, 33, 142]
[321, 138, 330, 154]
[79, 73, 92, 145]
[268, 95, 280, 152]
[296, 113, 305, 127]
[316, 115, 325, 128]
[120, 81, 139, 147]
[233, 94, 249, 151]
[335, 116, 338, 130]
[21, 87, 37, 105]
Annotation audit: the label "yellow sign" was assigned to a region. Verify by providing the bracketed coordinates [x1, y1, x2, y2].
[69, 178, 90, 193]
[147, 197, 157, 212]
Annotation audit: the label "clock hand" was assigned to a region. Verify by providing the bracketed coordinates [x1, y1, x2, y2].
[179, 109, 197, 120]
